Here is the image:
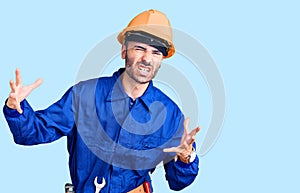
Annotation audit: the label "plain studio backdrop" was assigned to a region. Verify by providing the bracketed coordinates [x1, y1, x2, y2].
[0, 1, 299, 192]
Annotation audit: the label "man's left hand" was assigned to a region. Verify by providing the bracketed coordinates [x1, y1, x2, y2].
[163, 118, 201, 163]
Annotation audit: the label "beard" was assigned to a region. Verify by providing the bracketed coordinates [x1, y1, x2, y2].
[125, 56, 161, 84]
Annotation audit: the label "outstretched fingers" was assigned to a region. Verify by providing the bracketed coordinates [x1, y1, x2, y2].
[163, 121, 201, 154]
[186, 127, 200, 146]
[29, 78, 43, 92]
[9, 79, 16, 92]
[182, 118, 201, 146]
[6, 69, 43, 114]
[15, 68, 22, 87]
[163, 146, 182, 153]
[193, 127, 201, 135]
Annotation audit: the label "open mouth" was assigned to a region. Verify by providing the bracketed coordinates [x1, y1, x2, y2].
[138, 65, 151, 73]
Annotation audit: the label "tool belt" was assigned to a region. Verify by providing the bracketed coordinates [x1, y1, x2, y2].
[128, 182, 151, 193]
[65, 181, 151, 193]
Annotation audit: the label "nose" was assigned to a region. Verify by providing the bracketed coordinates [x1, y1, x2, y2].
[141, 51, 152, 65]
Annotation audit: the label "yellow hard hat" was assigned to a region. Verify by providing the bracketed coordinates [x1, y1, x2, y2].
[117, 9, 175, 58]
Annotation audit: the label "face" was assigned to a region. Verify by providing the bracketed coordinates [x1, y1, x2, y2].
[122, 41, 164, 84]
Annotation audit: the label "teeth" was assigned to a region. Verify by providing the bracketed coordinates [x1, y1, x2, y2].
[139, 67, 149, 72]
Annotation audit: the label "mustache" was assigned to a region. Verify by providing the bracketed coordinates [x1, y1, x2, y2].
[139, 61, 151, 66]
[125, 55, 152, 67]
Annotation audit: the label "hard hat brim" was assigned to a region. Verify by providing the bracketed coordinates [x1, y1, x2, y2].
[117, 25, 175, 58]
[124, 31, 169, 56]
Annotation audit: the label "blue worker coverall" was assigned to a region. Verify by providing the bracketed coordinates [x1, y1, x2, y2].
[3, 68, 199, 193]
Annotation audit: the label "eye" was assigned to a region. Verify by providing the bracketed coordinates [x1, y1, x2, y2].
[133, 46, 146, 52]
[152, 50, 162, 56]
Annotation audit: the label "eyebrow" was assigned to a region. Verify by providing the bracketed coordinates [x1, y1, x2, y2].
[133, 45, 146, 50]
[133, 45, 161, 53]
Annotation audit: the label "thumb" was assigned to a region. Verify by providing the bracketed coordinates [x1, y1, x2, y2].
[163, 147, 180, 153]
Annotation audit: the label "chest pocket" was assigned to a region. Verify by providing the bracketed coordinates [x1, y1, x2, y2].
[142, 135, 166, 150]
[119, 130, 167, 150]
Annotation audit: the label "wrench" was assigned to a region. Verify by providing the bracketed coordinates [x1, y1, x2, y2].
[94, 176, 106, 193]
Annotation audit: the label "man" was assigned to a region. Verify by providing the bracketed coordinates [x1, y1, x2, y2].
[3, 9, 200, 193]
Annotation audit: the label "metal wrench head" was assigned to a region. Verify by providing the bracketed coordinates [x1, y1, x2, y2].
[94, 176, 106, 193]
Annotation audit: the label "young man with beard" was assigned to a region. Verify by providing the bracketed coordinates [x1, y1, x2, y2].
[3, 9, 200, 193]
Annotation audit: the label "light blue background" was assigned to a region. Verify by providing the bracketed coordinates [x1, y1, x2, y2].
[0, 0, 299, 192]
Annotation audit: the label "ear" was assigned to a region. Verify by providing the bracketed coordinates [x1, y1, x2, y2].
[121, 44, 126, 59]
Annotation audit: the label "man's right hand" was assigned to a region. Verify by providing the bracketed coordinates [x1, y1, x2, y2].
[6, 68, 43, 114]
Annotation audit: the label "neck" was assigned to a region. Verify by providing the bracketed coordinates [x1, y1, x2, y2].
[121, 73, 149, 100]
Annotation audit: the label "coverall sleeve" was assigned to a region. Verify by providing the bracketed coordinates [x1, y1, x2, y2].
[3, 87, 75, 145]
[164, 145, 199, 191]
